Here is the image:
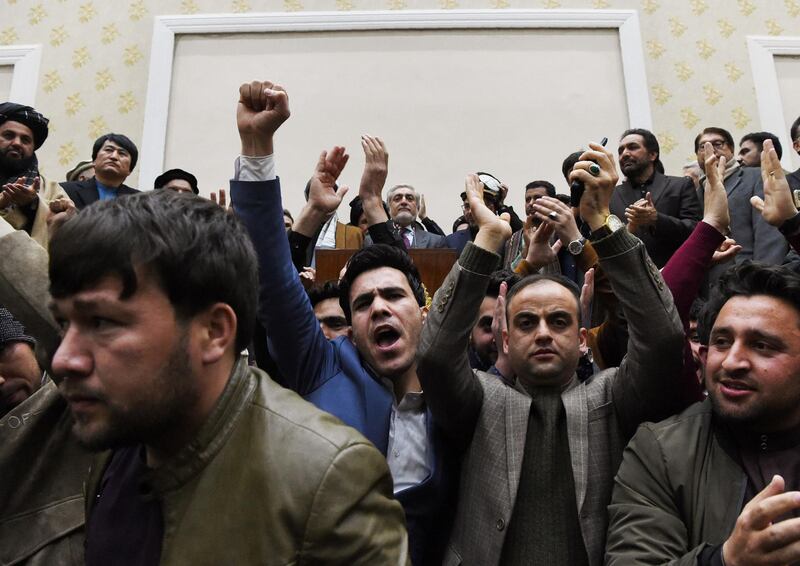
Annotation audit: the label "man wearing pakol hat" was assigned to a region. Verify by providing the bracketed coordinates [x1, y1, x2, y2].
[60, 132, 139, 209]
[0, 102, 72, 248]
[445, 171, 523, 256]
[65, 159, 95, 183]
[154, 167, 199, 195]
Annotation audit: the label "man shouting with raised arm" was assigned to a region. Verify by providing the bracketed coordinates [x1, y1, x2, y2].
[231, 80, 454, 565]
[416, 142, 687, 565]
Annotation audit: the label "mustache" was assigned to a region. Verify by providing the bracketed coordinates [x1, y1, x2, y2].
[59, 383, 107, 403]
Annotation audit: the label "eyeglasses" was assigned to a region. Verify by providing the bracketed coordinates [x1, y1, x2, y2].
[700, 139, 728, 150]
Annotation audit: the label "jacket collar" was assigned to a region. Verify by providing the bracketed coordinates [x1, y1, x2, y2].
[141, 356, 255, 495]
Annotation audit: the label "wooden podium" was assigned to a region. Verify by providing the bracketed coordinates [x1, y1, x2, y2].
[315, 248, 458, 295]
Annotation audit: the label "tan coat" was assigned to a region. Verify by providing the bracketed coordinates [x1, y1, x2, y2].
[0, 180, 71, 251]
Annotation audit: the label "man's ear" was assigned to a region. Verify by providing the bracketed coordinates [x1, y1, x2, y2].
[502, 327, 510, 355]
[578, 327, 588, 355]
[193, 303, 238, 364]
[420, 304, 429, 322]
[698, 344, 708, 368]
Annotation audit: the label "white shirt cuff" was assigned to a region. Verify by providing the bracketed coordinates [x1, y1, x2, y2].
[234, 154, 276, 182]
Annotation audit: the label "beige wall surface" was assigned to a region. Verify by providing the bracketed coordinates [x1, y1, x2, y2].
[1, 0, 799, 222]
[775, 54, 800, 171]
[167, 29, 627, 218]
[0, 65, 12, 101]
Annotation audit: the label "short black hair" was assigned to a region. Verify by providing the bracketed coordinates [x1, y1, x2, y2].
[525, 180, 556, 198]
[791, 115, 800, 144]
[505, 273, 582, 323]
[49, 190, 258, 351]
[452, 215, 467, 233]
[740, 131, 783, 159]
[620, 128, 665, 173]
[561, 151, 583, 183]
[689, 298, 706, 323]
[348, 195, 389, 227]
[698, 262, 800, 345]
[154, 168, 199, 194]
[486, 269, 522, 298]
[307, 280, 341, 308]
[338, 244, 425, 323]
[694, 127, 735, 153]
[92, 133, 139, 171]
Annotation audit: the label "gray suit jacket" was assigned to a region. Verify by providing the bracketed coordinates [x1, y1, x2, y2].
[417, 230, 685, 566]
[364, 220, 449, 249]
[700, 166, 787, 278]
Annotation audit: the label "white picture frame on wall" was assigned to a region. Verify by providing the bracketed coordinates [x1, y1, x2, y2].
[0, 45, 42, 106]
[747, 35, 800, 171]
[139, 9, 652, 190]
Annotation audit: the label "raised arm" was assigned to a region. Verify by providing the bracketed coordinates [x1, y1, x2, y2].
[572, 143, 686, 438]
[358, 135, 403, 249]
[416, 174, 511, 450]
[231, 80, 341, 395]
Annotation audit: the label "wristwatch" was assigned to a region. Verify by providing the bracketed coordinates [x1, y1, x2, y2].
[589, 214, 624, 241]
[567, 236, 586, 256]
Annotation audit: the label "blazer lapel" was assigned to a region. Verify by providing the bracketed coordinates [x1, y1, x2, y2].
[562, 378, 588, 512]
[80, 180, 100, 206]
[724, 169, 744, 198]
[505, 383, 532, 507]
[648, 172, 667, 208]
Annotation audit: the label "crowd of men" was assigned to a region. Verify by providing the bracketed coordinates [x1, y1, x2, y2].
[1, 81, 799, 565]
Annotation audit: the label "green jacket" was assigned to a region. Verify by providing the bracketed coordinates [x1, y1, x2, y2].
[85, 358, 410, 566]
[606, 399, 745, 565]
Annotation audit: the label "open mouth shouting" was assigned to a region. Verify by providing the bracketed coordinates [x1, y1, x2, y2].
[373, 324, 402, 353]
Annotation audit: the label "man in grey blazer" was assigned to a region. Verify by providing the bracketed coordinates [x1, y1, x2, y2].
[417, 143, 687, 565]
[695, 127, 787, 278]
[365, 184, 449, 248]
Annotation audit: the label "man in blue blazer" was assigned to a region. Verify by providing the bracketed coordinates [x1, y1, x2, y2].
[231, 80, 454, 565]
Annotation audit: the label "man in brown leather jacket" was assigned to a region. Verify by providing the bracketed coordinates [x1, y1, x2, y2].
[1, 83, 408, 565]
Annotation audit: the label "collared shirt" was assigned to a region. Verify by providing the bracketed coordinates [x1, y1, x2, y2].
[381, 378, 430, 493]
[95, 180, 118, 201]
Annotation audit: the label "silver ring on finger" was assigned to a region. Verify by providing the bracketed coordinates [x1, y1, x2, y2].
[589, 163, 601, 176]
[548, 211, 558, 220]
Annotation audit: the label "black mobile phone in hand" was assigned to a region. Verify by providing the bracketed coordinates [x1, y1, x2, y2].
[570, 137, 608, 207]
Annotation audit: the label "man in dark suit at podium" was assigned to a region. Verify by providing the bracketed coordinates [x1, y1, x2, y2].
[60, 133, 139, 209]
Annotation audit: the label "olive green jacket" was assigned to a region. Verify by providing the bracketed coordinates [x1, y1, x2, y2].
[605, 399, 744, 565]
[85, 358, 410, 565]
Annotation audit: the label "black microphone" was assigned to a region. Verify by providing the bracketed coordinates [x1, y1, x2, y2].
[570, 137, 608, 207]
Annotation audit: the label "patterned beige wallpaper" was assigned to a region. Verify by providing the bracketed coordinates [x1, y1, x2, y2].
[1, 0, 798, 186]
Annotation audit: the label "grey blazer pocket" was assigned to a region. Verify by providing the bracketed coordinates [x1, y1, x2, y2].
[588, 401, 612, 422]
[443, 545, 463, 566]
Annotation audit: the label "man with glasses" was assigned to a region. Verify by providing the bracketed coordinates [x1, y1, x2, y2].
[695, 127, 786, 277]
